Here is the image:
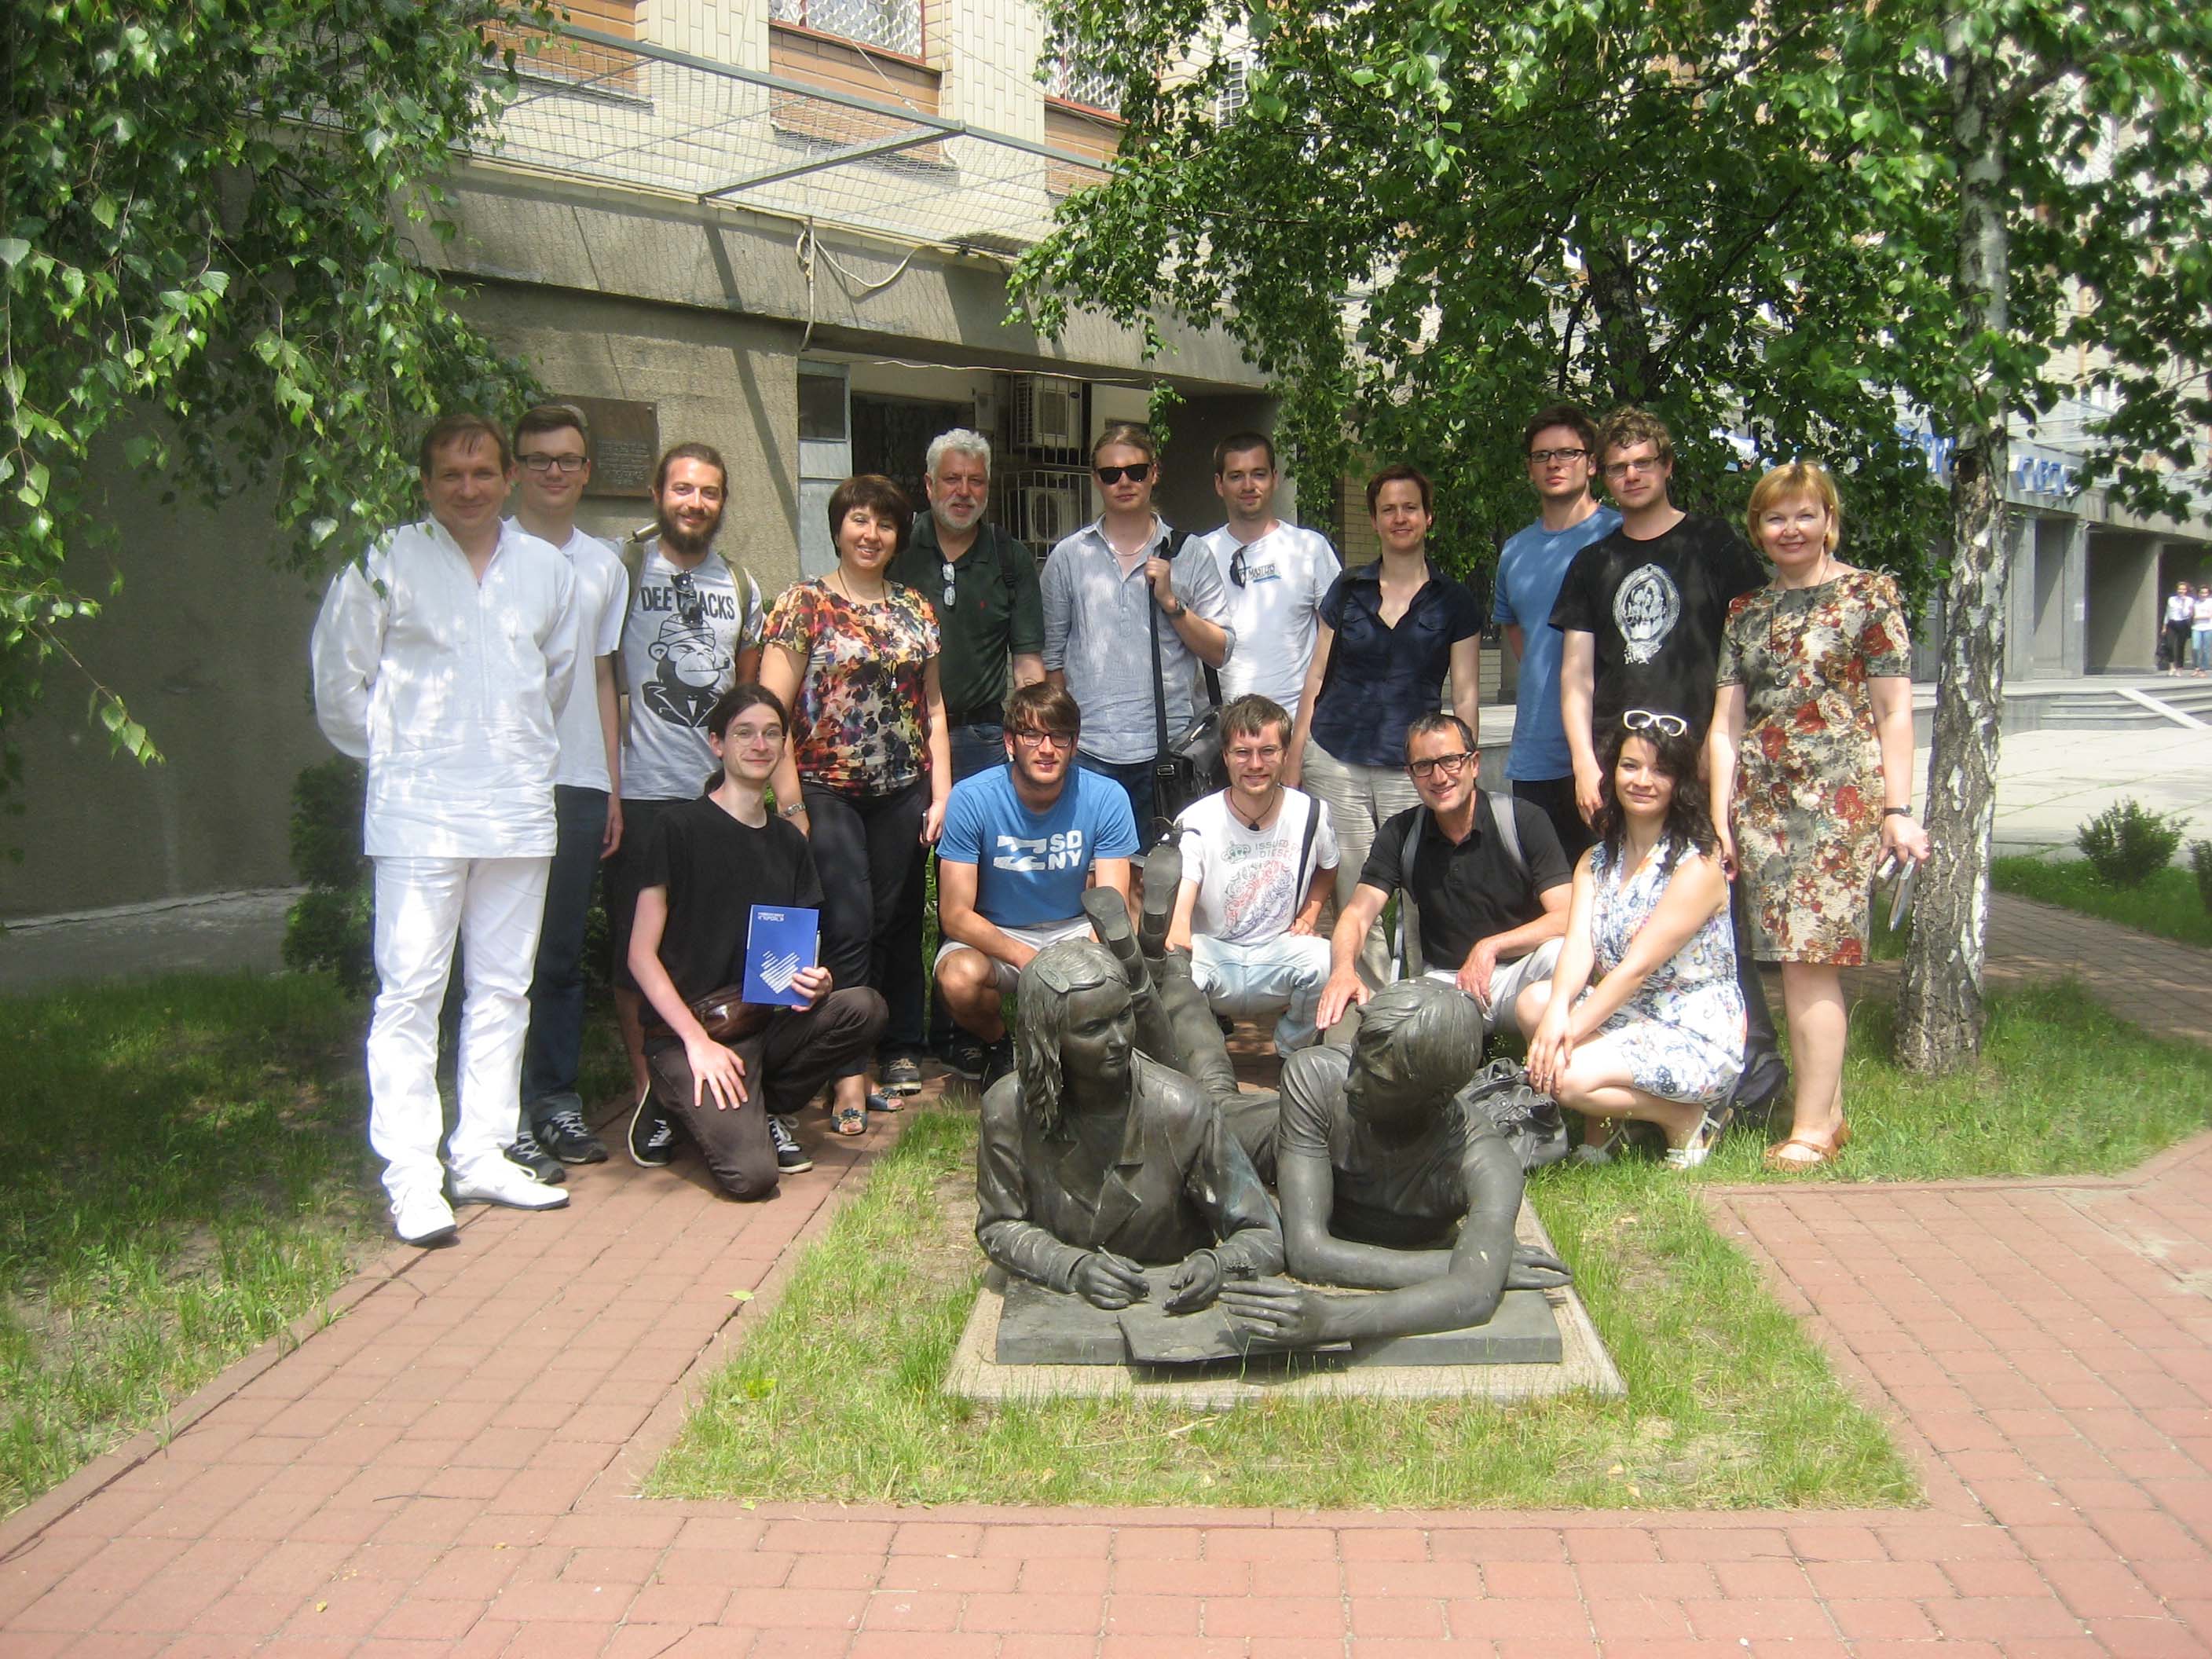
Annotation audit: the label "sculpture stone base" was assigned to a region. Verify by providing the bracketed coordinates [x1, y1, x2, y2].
[950, 1201, 1624, 1406]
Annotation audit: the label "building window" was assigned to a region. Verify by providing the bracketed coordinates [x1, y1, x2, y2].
[770, 0, 922, 59]
[1041, 35, 1121, 114]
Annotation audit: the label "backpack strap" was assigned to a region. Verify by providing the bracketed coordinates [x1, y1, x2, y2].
[1485, 789, 1525, 885]
[1294, 790, 1320, 899]
[1397, 808, 1427, 979]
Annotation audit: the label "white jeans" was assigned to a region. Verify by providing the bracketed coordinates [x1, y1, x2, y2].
[1301, 738, 1423, 991]
[1190, 932, 1334, 1051]
[368, 855, 550, 1203]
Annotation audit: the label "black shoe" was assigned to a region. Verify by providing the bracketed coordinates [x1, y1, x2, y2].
[881, 1055, 924, 1096]
[535, 1106, 608, 1166]
[628, 1090, 676, 1167]
[769, 1115, 812, 1173]
[504, 1127, 566, 1185]
[1731, 1051, 1791, 1126]
[983, 1037, 1016, 1088]
[943, 1033, 989, 1082]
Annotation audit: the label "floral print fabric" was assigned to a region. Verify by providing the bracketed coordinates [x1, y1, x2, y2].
[762, 578, 939, 797]
[1716, 569, 1910, 964]
[1584, 837, 1746, 1107]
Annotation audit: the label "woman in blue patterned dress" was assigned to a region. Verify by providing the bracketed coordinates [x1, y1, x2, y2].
[1523, 717, 1747, 1168]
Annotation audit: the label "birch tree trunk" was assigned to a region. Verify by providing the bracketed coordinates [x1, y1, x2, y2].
[1895, 22, 2009, 1072]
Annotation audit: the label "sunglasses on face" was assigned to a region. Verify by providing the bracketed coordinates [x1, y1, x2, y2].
[1095, 463, 1154, 485]
[1622, 708, 1688, 737]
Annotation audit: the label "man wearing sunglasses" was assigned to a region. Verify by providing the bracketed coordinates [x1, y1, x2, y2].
[1315, 713, 1572, 1044]
[605, 442, 766, 1127]
[1197, 432, 1339, 720]
[1041, 423, 1234, 833]
[1492, 403, 1620, 862]
[934, 683, 1141, 1085]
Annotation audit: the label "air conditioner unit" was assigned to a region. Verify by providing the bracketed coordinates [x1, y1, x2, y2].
[1011, 375, 1081, 451]
[1018, 482, 1087, 546]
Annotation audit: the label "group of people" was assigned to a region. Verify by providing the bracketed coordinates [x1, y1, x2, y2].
[311, 394, 1929, 1250]
[2164, 579, 2212, 674]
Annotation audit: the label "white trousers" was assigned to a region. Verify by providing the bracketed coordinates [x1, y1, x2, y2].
[1190, 932, 1334, 1051]
[368, 855, 550, 1203]
[1301, 738, 1422, 991]
[1419, 936, 1564, 1040]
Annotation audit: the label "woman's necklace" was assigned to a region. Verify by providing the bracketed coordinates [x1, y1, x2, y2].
[832, 567, 886, 606]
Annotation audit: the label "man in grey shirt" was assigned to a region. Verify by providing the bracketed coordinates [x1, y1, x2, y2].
[1042, 422, 1233, 838]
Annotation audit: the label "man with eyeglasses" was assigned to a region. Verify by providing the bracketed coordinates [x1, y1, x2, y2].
[888, 429, 1046, 1081]
[1198, 432, 1339, 720]
[1315, 713, 1572, 1045]
[605, 442, 765, 1133]
[1492, 404, 1620, 862]
[501, 405, 630, 1174]
[934, 683, 1141, 1085]
[1042, 423, 1233, 836]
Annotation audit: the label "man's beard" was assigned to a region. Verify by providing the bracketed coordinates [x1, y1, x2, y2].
[932, 500, 982, 535]
[657, 504, 722, 558]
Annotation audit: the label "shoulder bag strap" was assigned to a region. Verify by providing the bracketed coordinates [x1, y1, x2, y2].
[1294, 790, 1320, 898]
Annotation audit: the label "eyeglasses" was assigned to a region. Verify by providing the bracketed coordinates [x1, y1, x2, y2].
[1528, 447, 1588, 466]
[1621, 709, 1688, 737]
[519, 453, 588, 474]
[669, 569, 704, 626]
[1229, 548, 1247, 588]
[939, 558, 957, 609]
[1010, 730, 1076, 751]
[1095, 463, 1154, 485]
[1407, 751, 1474, 780]
[723, 724, 782, 749]
[1603, 456, 1664, 480]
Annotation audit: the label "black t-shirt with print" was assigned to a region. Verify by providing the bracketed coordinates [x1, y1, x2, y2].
[1547, 512, 1767, 742]
[641, 795, 823, 1004]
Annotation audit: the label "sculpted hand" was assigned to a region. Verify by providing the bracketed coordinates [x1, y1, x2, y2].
[1506, 1243, 1571, 1291]
[685, 1037, 748, 1110]
[1164, 1249, 1225, 1314]
[1071, 1251, 1149, 1310]
[1316, 969, 1369, 1034]
[1220, 1280, 1331, 1346]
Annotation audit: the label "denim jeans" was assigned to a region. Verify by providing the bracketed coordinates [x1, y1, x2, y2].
[1189, 932, 1333, 1051]
[521, 785, 609, 1122]
[1078, 750, 1159, 843]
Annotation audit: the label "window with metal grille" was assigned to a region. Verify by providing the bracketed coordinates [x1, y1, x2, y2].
[770, 0, 922, 58]
[1041, 35, 1121, 113]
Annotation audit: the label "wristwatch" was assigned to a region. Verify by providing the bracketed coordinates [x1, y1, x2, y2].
[1881, 805, 1912, 819]
[1161, 598, 1188, 620]
[781, 801, 808, 819]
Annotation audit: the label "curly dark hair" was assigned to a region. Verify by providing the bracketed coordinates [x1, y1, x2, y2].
[1589, 720, 1719, 875]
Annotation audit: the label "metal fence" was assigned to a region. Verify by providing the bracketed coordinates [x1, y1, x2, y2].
[482, 24, 1111, 252]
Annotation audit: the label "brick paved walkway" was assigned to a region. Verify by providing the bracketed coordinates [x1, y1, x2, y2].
[2, 905, 2208, 1657]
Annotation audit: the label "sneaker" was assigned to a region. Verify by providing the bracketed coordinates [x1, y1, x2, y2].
[628, 1089, 677, 1167]
[392, 1185, 458, 1247]
[982, 1037, 1016, 1088]
[450, 1160, 569, 1210]
[504, 1126, 566, 1185]
[881, 1055, 924, 1096]
[770, 1115, 813, 1173]
[536, 1105, 608, 1166]
[943, 1033, 989, 1082]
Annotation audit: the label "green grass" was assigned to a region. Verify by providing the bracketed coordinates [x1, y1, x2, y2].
[0, 973, 385, 1515]
[1991, 855, 2212, 951]
[648, 1106, 1916, 1511]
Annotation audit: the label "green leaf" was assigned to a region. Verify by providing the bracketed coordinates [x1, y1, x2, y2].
[0, 239, 28, 270]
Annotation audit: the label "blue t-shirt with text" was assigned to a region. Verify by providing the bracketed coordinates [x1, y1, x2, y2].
[937, 764, 1141, 928]
[1493, 507, 1621, 780]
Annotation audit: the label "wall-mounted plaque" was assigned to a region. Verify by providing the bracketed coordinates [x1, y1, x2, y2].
[565, 396, 660, 499]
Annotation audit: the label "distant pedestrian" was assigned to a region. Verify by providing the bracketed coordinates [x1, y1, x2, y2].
[310, 414, 577, 1246]
[2195, 586, 2212, 675]
[2162, 580, 2193, 674]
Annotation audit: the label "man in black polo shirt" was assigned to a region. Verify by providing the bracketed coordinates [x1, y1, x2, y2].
[1315, 712, 1571, 1043]
[888, 427, 1046, 1081]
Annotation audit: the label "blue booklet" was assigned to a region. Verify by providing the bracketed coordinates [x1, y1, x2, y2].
[742, 904, 819, 1007]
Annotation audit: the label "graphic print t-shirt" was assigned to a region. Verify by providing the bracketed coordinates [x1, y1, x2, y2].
[620, 545, 764, 801]
[936, 765, 1141, 928]
[1174, 789, 1339, 945]
[761, 580, 940, 797]
[1547, 513, 1767, 742]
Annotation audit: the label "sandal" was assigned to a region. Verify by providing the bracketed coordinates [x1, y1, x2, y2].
[831, 1097, 869, 1136]
[866, 1090, 903, 1115]
[1763, 1133, 1841, 1172]
[1664, 1101, 1734, 1170]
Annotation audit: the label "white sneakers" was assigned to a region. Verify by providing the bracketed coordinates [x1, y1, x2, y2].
[392, 1185, 459, 1247]
[450, 1159, 572, 1211]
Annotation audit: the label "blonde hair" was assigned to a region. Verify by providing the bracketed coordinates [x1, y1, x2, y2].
[1091, 422, 1158, 464]
[1745, 461, 1842, 555]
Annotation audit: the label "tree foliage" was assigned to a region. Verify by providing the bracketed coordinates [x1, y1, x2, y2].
[0, 0, 545, 790]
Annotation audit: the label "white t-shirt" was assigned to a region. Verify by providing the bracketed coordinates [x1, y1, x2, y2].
[512, 522, 626, 793]
[1198, 522, 1341, 714]
[2196, 594, 2212, 627]
[1175, 787, 1339, 945]
[619, 543, 765, 801]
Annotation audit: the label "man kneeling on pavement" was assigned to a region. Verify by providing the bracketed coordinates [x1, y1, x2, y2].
[1316, 711, 1573, 1041]
[627, 683, 885, 1196]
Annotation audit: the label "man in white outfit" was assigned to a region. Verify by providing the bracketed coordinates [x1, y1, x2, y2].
[1197, 432, 1339, 721]
[311, 412, 580, 1245]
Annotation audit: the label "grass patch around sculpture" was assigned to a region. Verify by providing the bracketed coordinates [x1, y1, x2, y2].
[1991, 855, 2212, 951]
[650, 981, 2210, 1510]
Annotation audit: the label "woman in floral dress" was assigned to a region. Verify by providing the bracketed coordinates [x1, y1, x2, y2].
[1707, 462, 1931, 1172]
[761, 475, 950, 1134]
[1524, 719, 1745, 1169]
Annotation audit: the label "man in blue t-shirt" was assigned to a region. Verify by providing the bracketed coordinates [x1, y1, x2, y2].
[1491, 404, 1620, 860]
[936, 682, 1141, 1082]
